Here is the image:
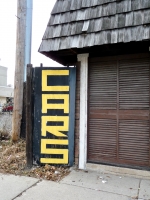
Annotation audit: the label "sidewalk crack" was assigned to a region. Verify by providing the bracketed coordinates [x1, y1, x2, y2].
[61, 182, 133, 198]
[137, 179, 142, 199]
[12, 179, 41, 200]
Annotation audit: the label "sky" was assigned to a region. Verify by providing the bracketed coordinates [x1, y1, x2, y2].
[0, 0, 62, 86]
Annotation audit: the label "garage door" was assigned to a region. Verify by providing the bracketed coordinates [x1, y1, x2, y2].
[88, 55, 150, 169]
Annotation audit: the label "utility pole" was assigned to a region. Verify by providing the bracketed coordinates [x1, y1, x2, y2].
[12, 0, 32, 141]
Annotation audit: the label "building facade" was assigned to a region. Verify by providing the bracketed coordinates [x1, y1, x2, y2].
[39, 0, 150, 170]
[0, 66, 14, 106]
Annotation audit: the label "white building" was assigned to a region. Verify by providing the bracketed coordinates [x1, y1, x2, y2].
[0, 66, 14, 106]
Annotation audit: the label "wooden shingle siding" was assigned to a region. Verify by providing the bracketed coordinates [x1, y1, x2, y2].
[44, 10, 150, 39]
[39, 26, 150, 52]
[39, 0, 150, 53]
[50, 0, 150, 24]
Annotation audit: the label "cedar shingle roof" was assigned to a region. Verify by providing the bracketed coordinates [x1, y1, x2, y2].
[39, 0, 150, 57]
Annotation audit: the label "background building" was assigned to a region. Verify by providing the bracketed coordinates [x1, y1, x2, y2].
[0, 66, 14, 106]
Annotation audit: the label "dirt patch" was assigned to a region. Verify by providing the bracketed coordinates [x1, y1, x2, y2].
[0, 139, 70, 181]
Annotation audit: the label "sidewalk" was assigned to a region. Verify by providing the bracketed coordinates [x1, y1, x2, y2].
[0, 169, 150, 200]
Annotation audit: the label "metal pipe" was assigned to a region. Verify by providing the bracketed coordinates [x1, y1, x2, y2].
[24, 0, 33, 81]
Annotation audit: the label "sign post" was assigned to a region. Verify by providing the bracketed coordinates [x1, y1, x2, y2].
[33, 67, 76, 166]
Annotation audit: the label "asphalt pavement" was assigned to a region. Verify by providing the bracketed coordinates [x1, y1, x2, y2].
[0, 169, 150, 200]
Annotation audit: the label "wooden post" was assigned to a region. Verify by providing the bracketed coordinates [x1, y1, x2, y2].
[12, 0, 27, 141]
[20, 82, 27, 138]
[26, 64, 33, 168]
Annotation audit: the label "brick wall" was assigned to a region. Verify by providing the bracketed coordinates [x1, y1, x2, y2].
[74, 64, 80, 165]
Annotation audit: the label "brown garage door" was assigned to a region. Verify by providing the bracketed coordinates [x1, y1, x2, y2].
[88, 55, 150, 169]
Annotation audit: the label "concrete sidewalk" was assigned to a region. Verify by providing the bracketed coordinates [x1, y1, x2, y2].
[0, 170, 150, 200]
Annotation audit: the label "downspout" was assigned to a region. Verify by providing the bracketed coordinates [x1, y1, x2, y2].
[24, 0, 33, 81]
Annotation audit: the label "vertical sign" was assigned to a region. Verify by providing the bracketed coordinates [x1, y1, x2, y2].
[33, 67, 76, 166]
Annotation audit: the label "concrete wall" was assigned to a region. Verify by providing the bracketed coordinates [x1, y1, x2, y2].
[0, 97, 6, 106]
[0, 66, 7, 86]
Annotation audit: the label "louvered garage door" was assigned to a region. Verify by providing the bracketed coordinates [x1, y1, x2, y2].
[88, 56, 150, 168]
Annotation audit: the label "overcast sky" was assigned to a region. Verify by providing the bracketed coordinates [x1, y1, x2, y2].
[0, 0, 62, 86]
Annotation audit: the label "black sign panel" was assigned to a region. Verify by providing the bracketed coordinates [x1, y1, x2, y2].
[33, 67, 76, 166]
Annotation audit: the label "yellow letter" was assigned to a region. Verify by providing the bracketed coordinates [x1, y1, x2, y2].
[40, 139, 68, 164]
[42, 70, 69, 91]
[42, 94, 69, 114]
[42, 116, 69, 137]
